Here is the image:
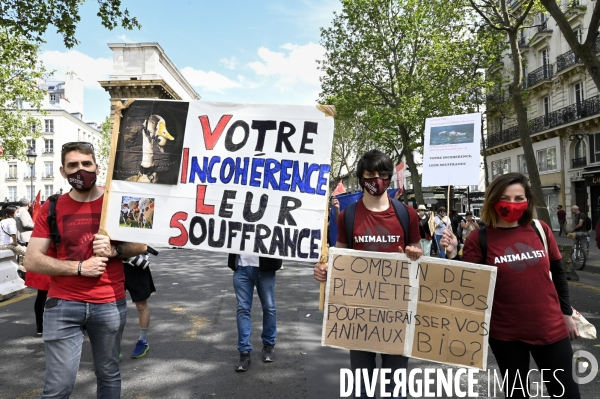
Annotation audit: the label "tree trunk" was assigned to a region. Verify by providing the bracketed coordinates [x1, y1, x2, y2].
[398, 126, 424, 205]
[541, 0, 600, 93]
[481, 119, 490, 188]
[507, 31, 552, 226]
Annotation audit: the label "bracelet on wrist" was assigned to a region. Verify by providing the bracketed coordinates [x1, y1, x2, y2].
[77, 261, 83, 276]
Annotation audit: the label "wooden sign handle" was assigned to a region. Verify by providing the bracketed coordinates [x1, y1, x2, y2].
[318, 187, 330, 311]
[98, 99, 135, 236]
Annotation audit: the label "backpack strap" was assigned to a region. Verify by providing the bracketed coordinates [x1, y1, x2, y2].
[390, 198, 410, 249]
[531, 219, 548, 254]
[478, 226, 487, 264]
[47, 194, 61, 250]
[344, 201, 359, 249]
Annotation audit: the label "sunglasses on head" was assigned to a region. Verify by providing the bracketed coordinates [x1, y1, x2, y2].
[62, 142, 94, 151]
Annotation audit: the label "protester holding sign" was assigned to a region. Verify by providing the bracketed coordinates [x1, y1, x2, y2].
[24, 142, 148, 398]
[441, 172, 580, 399]
[314, 149, 422, 399]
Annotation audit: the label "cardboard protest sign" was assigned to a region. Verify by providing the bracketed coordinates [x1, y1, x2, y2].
[421, 113, 481, 186]
[103, 100, 335, 262]
[322, 248, 496, 370]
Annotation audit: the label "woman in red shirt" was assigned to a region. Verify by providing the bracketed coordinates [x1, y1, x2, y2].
[441, 172, 580, 399]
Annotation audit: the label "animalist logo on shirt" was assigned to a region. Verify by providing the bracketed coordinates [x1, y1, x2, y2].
[493, 243, 546, 271]
[354, 225, 403, 251]
[63, 213, 100, 259]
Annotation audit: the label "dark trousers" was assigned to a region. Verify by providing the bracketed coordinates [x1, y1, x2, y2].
[350, 350, 408, 399]
[489, 337, 580, 398]
[34, 290, 48, 333]
[558, 220, 567, 236]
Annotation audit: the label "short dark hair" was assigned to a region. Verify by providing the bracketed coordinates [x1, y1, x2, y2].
[3, 206, 17, 217]
[558, 205, 563, 209]
[437, 206, 446, 213]
[356, 149, 393, 180]
[61, 142, 96, 166]
[466, 211, 473, 216]
[481, 172, 533, 228]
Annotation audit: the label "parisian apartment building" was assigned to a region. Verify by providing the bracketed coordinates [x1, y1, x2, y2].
[0, 72, 104, 202]
[486, 0, 600, 230]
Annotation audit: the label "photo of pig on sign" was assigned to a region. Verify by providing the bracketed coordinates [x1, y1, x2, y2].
[422, 113, 481, 187]
[104, 100, 335, 262]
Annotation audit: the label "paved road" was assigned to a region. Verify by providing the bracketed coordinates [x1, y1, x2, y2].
[0, 247, 599, 398]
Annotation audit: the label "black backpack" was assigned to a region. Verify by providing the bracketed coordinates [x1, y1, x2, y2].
[478, 221, 545, 263]
[47, 194, 61, 249]
[344, 198, 410, 249]
[584, 215, 592, 231]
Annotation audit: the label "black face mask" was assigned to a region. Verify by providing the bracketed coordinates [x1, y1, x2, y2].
[66, 169, 97, 192]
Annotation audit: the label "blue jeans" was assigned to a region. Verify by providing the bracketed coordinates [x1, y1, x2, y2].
[42, 298, 127, 399]
[350, 350, 408, 399]
[232, 266, 276, 353]
[434, 234, 446, 259]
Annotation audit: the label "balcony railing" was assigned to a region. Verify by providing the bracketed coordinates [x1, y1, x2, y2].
[5, 173, 18, 181]
[518, 36, 529, 47]
[527, 64, 554, 87]
[572, 157, 587, 168]
[43, 150, 54, 155]
[23, 173, 36, 180]
[42, 173, 54, 180]
[487, 95, 600, 148]
[538, 20, 549, 33]
[556, 50, 581, 73]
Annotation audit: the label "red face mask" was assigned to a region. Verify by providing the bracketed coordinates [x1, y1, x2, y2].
[66, 169, 97, 192]
[360, 177, 391, 197]
[494, 200, 529, 223]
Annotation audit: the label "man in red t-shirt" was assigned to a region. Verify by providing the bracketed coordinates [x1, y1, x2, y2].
[314, 150, 422, 399]
[25, 142, 147, 399]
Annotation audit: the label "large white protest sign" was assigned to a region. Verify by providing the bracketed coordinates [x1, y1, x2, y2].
[421, 113, 481, 186]
[103, 100, 334, 262]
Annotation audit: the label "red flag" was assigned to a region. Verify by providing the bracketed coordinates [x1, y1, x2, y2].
[332, 180, 346, 196]
[32, 190, 41, 223]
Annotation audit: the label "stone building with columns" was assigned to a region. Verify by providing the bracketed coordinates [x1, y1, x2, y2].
[99, 42, 200, 126]
[485, 0, 600, 230]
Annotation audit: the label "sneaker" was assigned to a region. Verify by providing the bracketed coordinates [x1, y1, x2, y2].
[235, 352, 251, 371]
[131, 339, 149, 359]
[262, 345, 275, 362]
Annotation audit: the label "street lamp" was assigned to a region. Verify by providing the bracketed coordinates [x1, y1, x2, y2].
[26, 146, 37, 201]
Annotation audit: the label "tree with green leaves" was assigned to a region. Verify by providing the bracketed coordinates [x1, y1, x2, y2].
[319, 0, 498, 205]
[97, 116, 112, 166]
[539, 0, 600, 92]
[0, 0, 140, 160]
[468, 0, 552, 227]
[0, 0, 140, 48]
[0, 32, 46, 159]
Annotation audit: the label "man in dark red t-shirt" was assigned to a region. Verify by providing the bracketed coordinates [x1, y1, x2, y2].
[556, 205, 566, 236]
[25, 142, 147, 399]
[314, 150, 422, 399]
